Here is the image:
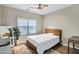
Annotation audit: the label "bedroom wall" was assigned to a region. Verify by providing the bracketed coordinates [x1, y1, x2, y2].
[0, 5, 1, 25]
[0, 5, 43, 34]
[43, 5, 79, 45]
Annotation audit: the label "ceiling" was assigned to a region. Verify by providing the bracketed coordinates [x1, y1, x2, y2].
[3, 4, 72, 15]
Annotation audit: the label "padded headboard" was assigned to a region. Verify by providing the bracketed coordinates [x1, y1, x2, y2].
[45, 28, 62, 42]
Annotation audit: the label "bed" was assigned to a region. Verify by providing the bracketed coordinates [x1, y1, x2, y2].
[27, 29, 62, 54]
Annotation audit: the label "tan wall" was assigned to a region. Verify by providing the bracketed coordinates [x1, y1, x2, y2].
[0, 5, 43, 34]
[44, 5, 79, 45]
[0, 5, 1, 25]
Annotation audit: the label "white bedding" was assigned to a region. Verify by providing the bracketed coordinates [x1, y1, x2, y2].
[27, 33, 60, 54]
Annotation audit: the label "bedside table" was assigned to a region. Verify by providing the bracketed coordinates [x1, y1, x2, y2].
[68, 36, 79, 54]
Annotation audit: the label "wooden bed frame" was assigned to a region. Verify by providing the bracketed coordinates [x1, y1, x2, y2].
[27, 29, 62, 53]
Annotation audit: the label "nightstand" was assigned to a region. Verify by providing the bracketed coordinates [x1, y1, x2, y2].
[68, 36, 79, 54]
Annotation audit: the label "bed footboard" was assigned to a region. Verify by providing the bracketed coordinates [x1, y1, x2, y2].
[27, 40, 37, 53]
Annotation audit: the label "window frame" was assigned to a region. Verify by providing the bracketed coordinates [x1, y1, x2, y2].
[17, 17, 37, 35]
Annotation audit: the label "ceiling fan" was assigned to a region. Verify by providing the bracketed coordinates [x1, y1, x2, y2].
[30, 4, 48, 10]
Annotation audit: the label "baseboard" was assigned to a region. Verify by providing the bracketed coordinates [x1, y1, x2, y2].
[63, 43, 79, 49]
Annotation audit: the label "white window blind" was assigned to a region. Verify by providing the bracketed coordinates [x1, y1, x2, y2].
[17, 17, 37, 35]
[29, 20, 36, 34]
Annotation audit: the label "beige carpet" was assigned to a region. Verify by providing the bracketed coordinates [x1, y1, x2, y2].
[13, 44, 32, 54]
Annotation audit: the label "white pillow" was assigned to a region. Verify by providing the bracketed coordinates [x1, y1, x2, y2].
[47, 33, 54, 36]
[40, 33, 54, 37]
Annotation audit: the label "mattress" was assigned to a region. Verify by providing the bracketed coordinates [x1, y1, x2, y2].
[27, 33, 60, 54]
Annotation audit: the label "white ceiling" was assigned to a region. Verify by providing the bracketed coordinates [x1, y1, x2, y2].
[3, 4, 72, 15]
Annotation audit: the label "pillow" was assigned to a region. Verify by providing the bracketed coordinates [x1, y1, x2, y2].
[47, 33, 54, 36]
[40, 33, 54, 38]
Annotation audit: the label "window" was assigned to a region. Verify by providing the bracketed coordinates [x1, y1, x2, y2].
[17, 17, 37, 35]
[29, 20, 36, 34]
[17, 18, 28, 35]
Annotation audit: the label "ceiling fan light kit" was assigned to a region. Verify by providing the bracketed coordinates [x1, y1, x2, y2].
[30, 4, 48, 10]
